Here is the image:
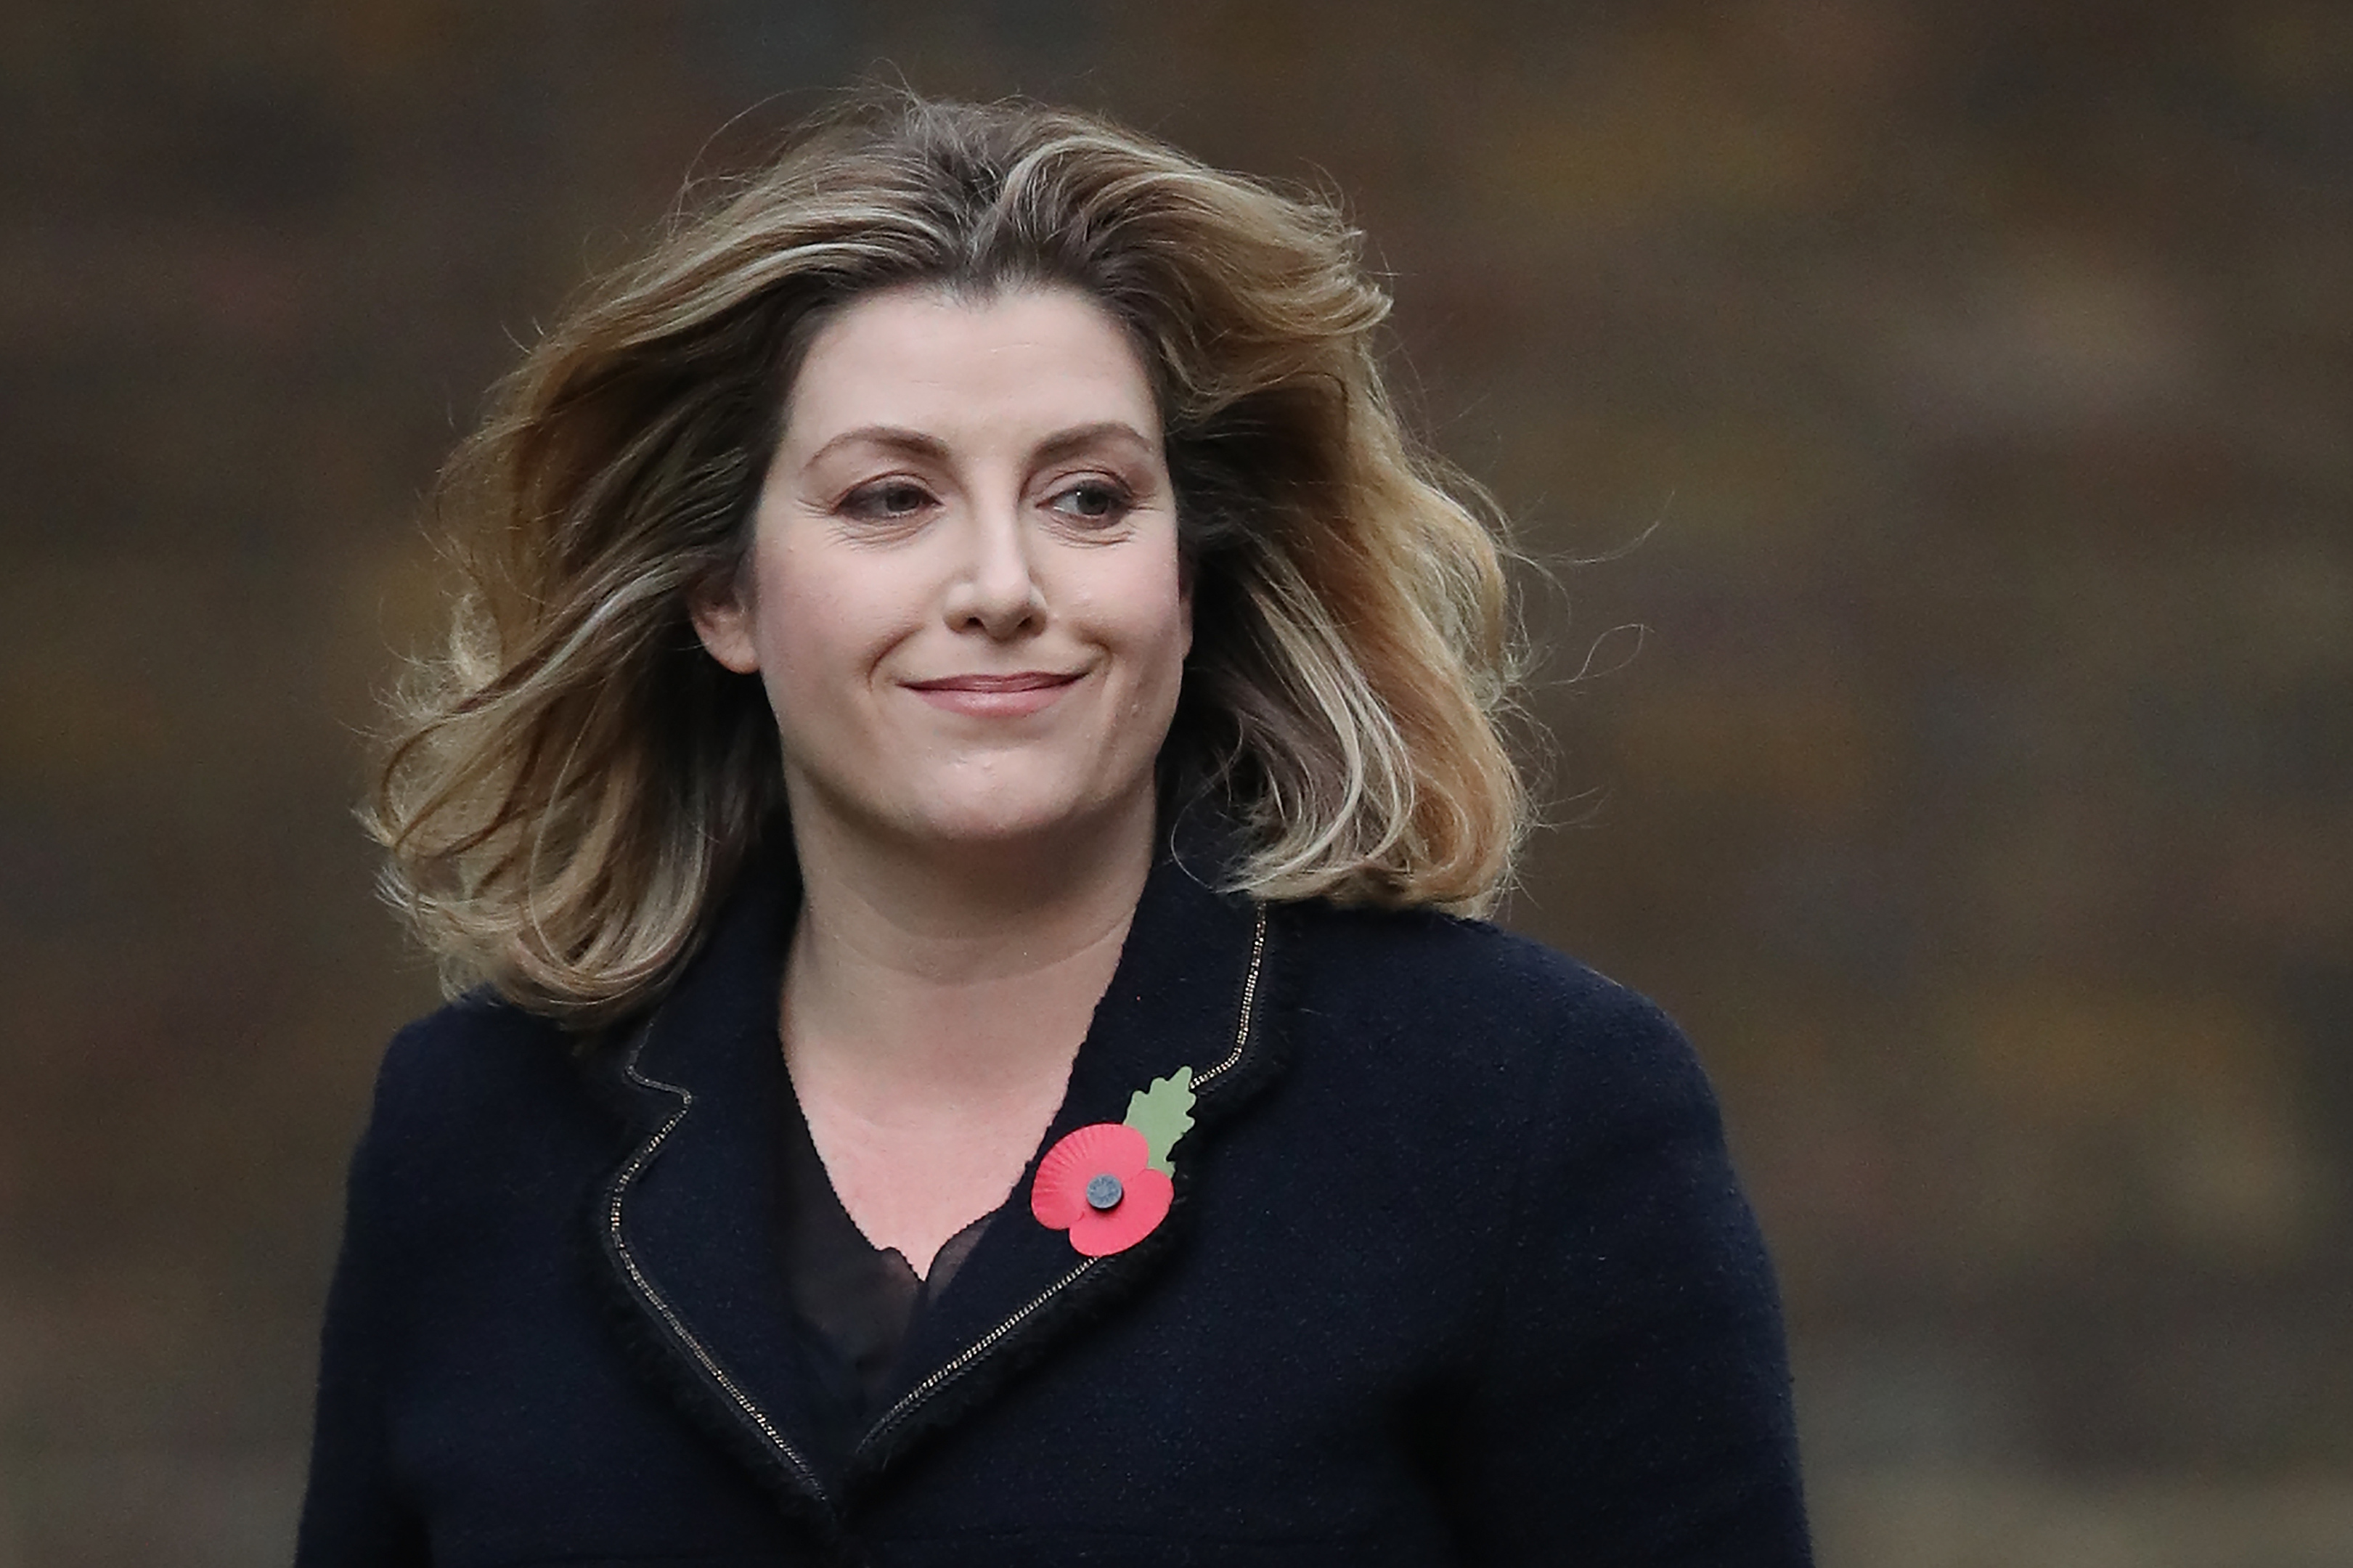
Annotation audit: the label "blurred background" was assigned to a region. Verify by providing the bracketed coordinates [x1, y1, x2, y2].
[3, 1, 2348, 1563]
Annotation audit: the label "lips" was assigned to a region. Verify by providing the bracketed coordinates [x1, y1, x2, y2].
[907, 671, 1080, 693]
[904, 669, 1084, 716]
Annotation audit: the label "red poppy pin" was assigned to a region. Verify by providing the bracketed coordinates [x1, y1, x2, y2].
[1029, 1068, 1196, 1257]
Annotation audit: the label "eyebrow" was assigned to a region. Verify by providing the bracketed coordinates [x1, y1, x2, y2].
[800, 420, 1157, 470]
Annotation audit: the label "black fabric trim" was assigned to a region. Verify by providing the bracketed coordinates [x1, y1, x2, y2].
[586, 1024, 863, 1566]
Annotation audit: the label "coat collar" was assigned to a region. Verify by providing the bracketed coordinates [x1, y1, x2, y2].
[591, 819, 1287, 1525]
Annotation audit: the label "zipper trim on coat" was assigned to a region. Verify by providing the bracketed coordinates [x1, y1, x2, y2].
[1190, 902, 1269, 1093]
[606, 1026, 831, 1507]
[853, 902, 1271, 1460]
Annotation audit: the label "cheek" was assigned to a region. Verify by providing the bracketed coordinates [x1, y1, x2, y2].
[749, 538, 898, 683]
[1085, 529, 1188, 644]
[1135, 552, 1194, 673]
[1088, 556, 1192, 743]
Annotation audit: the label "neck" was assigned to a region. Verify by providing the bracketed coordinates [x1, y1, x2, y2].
[778, 786, 1159, 1104]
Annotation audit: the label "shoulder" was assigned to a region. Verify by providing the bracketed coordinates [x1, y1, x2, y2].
[348, 992, 595, 1203]
[370, 990, 578, 1119]
[1260, 899, 1732, 1226]
[1276, 898, 1708, 1106]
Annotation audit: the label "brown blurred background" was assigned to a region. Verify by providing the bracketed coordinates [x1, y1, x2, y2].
[4, 2, 2349, 1563]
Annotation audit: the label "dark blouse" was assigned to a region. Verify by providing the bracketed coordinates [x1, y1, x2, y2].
[772, 1077, 991, 1485]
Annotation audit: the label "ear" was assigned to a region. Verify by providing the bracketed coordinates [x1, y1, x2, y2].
[687, 574, 762, 674]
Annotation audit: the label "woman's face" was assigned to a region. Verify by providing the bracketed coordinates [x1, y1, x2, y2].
[693, 282, 1191, 859]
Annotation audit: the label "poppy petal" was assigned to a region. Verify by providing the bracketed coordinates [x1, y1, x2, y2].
[1068, 1166, 1173, 1255]
[1030, 1122, 1151, 1232]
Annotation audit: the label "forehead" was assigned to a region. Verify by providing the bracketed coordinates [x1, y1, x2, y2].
[781, 282, 1160, 450]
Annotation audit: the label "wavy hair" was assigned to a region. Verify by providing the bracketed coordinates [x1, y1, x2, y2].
[372, 94, 1530, 1021]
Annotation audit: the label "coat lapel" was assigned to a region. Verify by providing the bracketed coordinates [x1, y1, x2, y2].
[592, 851, 846, 1530]
[590, 822, 1292, 1519]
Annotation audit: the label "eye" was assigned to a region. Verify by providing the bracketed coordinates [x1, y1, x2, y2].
[841, 478, 937, 522]
[1046, 478, 1133, 524]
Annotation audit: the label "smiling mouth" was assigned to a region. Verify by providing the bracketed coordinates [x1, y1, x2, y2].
[905, 671, 1082, 693]
[903, 669, 1085, 716]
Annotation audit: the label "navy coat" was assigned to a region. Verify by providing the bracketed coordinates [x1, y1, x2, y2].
[295, 838, 1811, 1566]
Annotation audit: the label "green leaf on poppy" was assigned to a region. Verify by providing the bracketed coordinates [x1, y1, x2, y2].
[1123, 1067, 1196, 1175]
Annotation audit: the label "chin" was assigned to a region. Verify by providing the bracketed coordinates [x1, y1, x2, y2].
[890, 777, 1143, 853]
[901, 802, 1098, 849]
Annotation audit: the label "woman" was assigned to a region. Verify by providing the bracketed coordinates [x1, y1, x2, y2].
[298, 95, 1811, 1566]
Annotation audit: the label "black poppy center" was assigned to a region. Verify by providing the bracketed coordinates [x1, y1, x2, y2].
[1085, 1172, 1125, 1211]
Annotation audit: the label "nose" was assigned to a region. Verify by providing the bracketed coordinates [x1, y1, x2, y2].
[942, 497, 1045, 637]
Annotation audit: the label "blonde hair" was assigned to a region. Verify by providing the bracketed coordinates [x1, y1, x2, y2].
[373, 94, 1530, 1022]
